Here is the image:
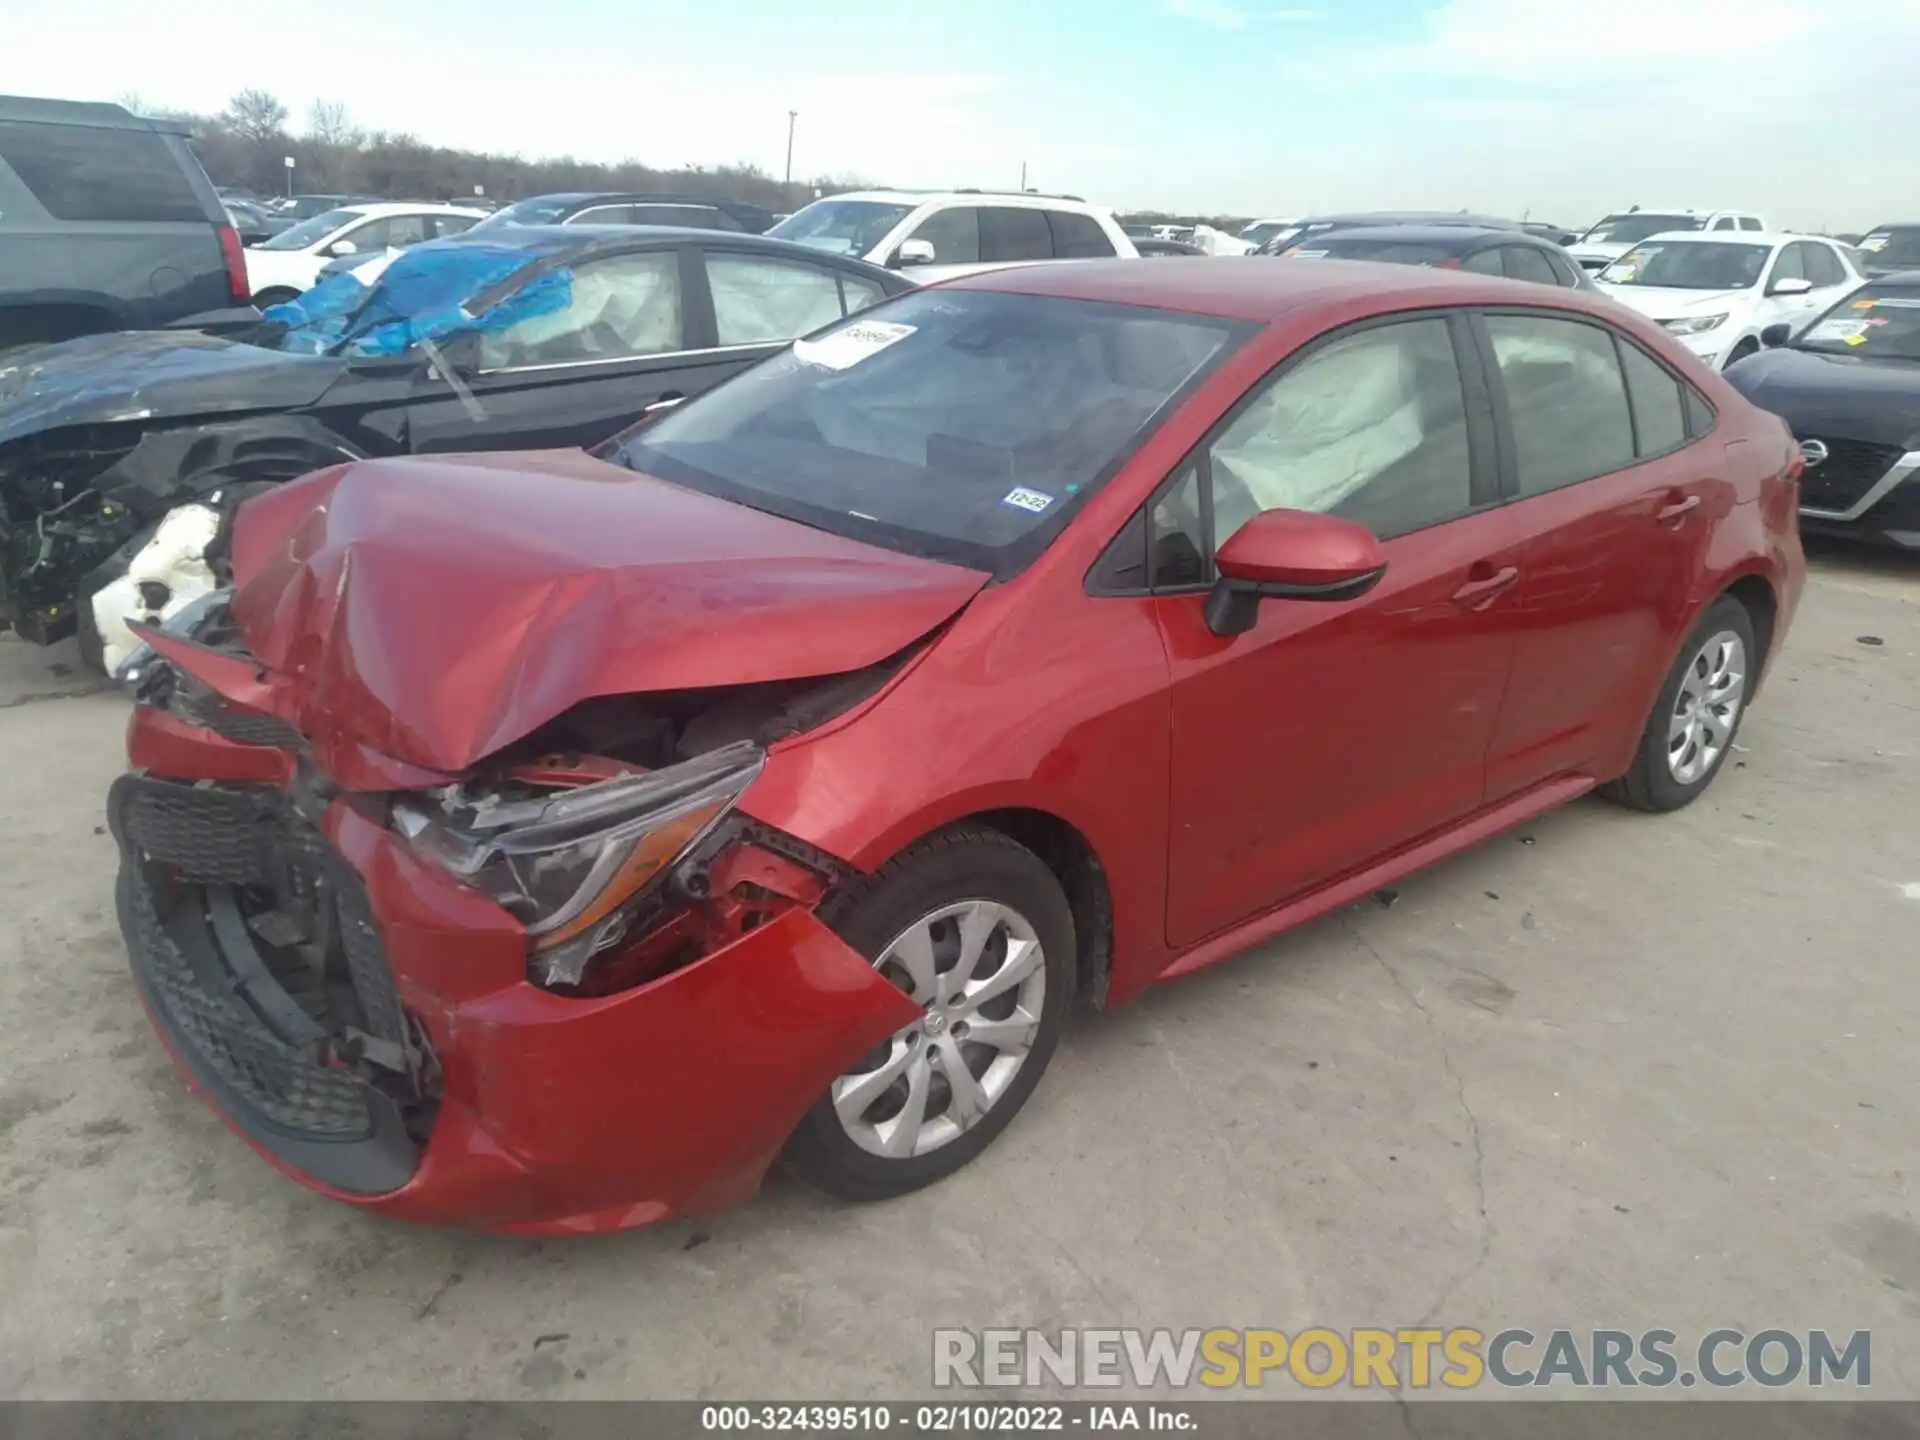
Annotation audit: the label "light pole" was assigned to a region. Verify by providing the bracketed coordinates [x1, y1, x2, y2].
[284, 154, 295, 199]
[784, 110, 798, 186]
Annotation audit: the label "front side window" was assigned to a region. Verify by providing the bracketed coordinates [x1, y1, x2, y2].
[706, 254, 852, 345]
[0, 120, 205, 223]
[618, 289, 1243, 575]
[630, 204, 732, 229]
[1770, 245, 1809, 286]
[906, 206, 983, 264]
[1601, 241, 1770, 290]
[1206, 317, 1476, 543]
[477, 249, 683, 369]
[768, 200, 915, 258]
[1484, 315, 1635, 496]
[431, 214, 478, 239]
[980, 207, 1054, 262]
[1315, 239, 1461, 266]
[1048, 211, 1117, 258]
[1802, 243, 1846, 287]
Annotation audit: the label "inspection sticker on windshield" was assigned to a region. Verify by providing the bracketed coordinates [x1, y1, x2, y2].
[793, 320, 915, 371]
[1806, 319, 1871, 344]
[1001, 487, 1056, 514]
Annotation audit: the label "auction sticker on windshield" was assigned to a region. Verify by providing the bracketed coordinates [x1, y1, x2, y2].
[1001, 487, 1056, 514]
[794, 321, 916, 371]
[1806, 319, 1871, 344]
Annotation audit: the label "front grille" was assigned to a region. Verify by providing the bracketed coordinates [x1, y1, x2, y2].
[120, 872, 373, 1137]
[113, 775, 425, 1161]
[1798, 436, 1905, 513]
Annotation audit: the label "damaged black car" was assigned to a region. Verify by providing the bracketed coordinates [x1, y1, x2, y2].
[0, 225, 908, 671]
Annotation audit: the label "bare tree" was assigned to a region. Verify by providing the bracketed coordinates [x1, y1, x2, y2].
[307, 99, 361, 148]
[116, 90, 148, 116]
[221, 89, 289, 144]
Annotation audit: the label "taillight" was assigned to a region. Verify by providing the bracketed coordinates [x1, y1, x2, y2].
[215, 223, 249, 303]
[1438, 257, 1463, 269]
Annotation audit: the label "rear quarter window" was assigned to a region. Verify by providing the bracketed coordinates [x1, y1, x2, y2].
[0, 120, 207, 223]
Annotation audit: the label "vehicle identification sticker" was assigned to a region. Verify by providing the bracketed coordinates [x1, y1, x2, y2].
[1288, 248, 1331, 259]
[1001, 487, 1056, 514]
[793, 321, 915, 371]
[1805, 318, 1871, 343]
[1866, 295, 1920, 309]
[1859, 235, 1890, 252]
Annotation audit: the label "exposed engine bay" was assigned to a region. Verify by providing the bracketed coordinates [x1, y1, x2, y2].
[0, 416, 359, 667]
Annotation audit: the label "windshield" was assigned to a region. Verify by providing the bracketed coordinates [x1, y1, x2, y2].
[1600, 241, 1770, 290]
[1858, 227, 1920, 271]
[1578, 213, 1705, 246]
[472, 196, 579, 230]
[1796, 284, 1920, 360]
[254, 208, 360, 251]
[768, 200, 914, 257]
[1238, 221, 1293, 246]
[614, 289, 1246, 574]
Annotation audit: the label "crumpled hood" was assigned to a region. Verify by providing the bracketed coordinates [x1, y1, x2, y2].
[218, 448, 990, 781]
[1723, 346, 1920, 451]
[0, 331, 346, 447]
[1597, 285, 1748, 322]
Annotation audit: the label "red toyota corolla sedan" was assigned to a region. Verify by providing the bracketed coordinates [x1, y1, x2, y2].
[112, 259, 1805, 1232]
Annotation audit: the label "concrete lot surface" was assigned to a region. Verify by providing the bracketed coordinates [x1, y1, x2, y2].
[0, 544, 1914, 1402]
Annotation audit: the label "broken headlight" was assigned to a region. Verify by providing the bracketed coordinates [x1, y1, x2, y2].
[392, 740, 764, 989]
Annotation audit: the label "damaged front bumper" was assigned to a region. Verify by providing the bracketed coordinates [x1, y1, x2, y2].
[116, 702, 922, 1233]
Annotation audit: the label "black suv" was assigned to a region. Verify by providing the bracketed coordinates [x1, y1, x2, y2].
[0, 96, 251, 354]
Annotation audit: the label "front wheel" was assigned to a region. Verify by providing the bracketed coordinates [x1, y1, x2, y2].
[1603, 596, 1757, 812]
[784, 826, 1076, 1201]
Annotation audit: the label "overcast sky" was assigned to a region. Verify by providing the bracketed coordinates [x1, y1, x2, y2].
[4, 0, 1915, 230]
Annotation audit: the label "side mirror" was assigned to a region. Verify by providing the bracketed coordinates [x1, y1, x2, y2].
[891, 238, 937, 269]
[1760, 322, 1792, 349]
[1203, 510, 1387, 637]
[327, 239, 359, 257]
[1768, 276, 1812, 296]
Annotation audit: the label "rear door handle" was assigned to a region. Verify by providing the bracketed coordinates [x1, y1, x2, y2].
[1657, 494, 1702, 524]
[1451, 565, 1520, 609]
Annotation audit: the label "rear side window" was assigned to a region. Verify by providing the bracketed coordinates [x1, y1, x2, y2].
[1503, 247, 1560, 286]
[1617, 342, 1688, 457]
[1460, 249, 1504, 276]
[1047, 210, 1116, 258]
[1738, 217, 1763, 232]
[980, 207, 1054, 263]
[0, 120, 205, 223]
[1484, 314, 1635, 496]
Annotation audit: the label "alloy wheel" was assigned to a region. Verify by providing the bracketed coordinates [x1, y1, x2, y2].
[832, 900, 1047, 1159]
[1667, 629, 1747, 785]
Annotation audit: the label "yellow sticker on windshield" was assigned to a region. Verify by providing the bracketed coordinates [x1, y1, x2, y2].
[1845, 332, 1869, 346]
[1852, 299, 1878, 309]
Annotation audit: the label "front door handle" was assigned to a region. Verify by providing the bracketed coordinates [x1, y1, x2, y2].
[1451, 565, 1520, 609]
[1657, 494, 1702, 525]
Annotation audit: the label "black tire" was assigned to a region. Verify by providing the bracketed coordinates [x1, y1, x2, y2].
[1602, 595, 1758, 813]
[784, 825, 1076, 1201]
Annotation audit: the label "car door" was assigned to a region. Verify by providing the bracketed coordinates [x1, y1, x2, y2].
[407, 244, 734, 454]
[1153, 312, 1526, 947]
[1757, 242, 1827, 334]
[1475, 311, 1724, 799]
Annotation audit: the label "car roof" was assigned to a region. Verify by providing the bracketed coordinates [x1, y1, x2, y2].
[425, 224, 899, 272]
[822, 189, 1103, 210]
[1305, 225, 1539, 247]
[337, 201, 488, 218]
[948, 255, 1613, 324]
[1301, 210, 1521, 229]
[1630, 230, 1817, 247]
[0, 95, 189, 135]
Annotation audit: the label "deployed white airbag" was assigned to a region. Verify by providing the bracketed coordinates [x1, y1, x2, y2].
[91, 502, 222, 674]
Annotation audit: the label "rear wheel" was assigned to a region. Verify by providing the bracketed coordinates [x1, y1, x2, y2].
[784, 826, 1075, 1201]
[1602, 596, 1756, 812]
